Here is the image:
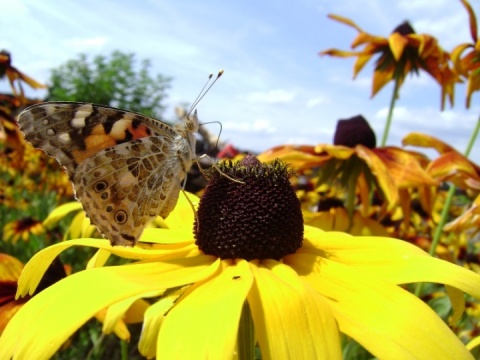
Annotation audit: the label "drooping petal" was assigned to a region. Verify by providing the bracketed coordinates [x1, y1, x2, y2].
[373, 147, 438, 188]
[258, 145, 331, 170]
[248, 260, 342, 359]
[371, 64, 395, 97]
[16, 237, 201, 297]
[389, 32, 409, 61]
[327, 14, 365, 33]
[426, 151, 480, 190]
[0, 255, 217, 360]
[402, 132, 457, 154]
[354, 145, 398, 207]
[156, 259, 253, 359]
[301, 259, 474, 359]
[460, 0, 478, 43]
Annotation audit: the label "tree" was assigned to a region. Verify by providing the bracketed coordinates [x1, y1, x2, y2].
[48, 50, 171, 118]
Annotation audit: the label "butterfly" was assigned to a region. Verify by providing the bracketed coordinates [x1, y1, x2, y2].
[18, 101, 199, 246]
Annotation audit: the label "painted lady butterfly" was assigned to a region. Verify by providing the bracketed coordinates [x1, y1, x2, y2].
[18, 101, 199, 247]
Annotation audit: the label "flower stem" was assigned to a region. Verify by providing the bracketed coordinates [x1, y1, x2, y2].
[415, 113, 480, 297]
[380, 78, 400, 147]
[238, 301, 255, 360]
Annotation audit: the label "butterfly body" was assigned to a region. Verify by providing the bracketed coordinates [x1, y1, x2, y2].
[18, 102, 198, 246]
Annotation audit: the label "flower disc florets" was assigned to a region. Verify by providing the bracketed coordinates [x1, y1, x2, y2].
[194, 155, 303, 261]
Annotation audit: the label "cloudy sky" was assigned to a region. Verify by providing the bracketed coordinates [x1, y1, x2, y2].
[2, 0, 479, 161]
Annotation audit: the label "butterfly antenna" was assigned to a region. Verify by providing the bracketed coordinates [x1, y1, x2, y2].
[187, 70, 224, 115]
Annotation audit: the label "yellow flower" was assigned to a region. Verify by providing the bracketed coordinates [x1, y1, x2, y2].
[1, 156, 480, 359]
[3, 217, 44, 243]
[451, 0, 480, 108]
[0, 253, 67, 334]
[0, 254, 26, 334]
[320, 15, 457, 109]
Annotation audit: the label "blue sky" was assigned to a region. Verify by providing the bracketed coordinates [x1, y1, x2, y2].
[2, 0, 480, 161]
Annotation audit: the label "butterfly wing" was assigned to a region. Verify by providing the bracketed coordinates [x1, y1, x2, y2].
[18, 102, 192, 246]
[18, 102, 179, 178]
[74, 136, 185, 246]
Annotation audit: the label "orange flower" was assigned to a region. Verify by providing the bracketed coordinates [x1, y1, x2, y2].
[451, 0, 480, 108]
[320, 15, 457, 109]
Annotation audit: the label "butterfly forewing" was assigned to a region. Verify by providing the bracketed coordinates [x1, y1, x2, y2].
[18, 102, 197, 246]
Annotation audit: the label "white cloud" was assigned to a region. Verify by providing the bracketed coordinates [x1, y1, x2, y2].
[223, 118, 277, 134]
[306, 96, 330, 108]
[243, 89, 295, 104]
[62, 36, 109, 51]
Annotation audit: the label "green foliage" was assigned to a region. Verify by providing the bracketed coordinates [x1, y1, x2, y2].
[48, 50, 172, 118]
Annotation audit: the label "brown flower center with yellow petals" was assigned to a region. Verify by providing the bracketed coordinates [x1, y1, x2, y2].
[194, 155, 303, 261]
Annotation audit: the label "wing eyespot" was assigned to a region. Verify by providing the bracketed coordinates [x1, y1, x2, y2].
[114, 210, 128, 224]
[94, 180, 108, 192]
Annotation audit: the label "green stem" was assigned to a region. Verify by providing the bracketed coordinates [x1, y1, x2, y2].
[238, 301, 255, 360]
[414, 114, 480, 297]
[121, 340, 128, 360]
[380, 78, 400, 147]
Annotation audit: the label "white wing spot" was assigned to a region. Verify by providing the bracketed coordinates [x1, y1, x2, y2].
[71, 116, 86, 128]
[58, 132, 71, 143]
[46, 129, 55, 136]
[42, 119, 49, 125]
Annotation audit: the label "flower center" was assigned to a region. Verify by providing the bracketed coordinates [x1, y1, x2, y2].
[333, 115, 377, 149]
[194, 155, 303, 261]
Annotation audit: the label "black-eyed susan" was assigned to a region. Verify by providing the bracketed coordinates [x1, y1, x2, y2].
[3, 217, 44, 243]
[1, 155, 480, 359]
[259, 116, 438, 229]
[320, 15, 456, 109]
[320, 14, 458, 146]
[0, 51, 47, 101]
[0, 253, 67, 334]
[451, 0, 480, 108]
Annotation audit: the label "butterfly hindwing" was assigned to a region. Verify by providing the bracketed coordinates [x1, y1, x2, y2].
[74, 137, 184, 246]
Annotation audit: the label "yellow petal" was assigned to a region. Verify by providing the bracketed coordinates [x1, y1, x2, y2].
[139, 285, 191, 358]
[156, 259, 253, 359]
[460, 0, 478, 43]
[389, 32, 409, 61]
[16, 238, 202, 297]
[102, 291, 161, 335]
[0, 255, 217, 359]
[371, 66, 395, 97]
[297, 227, 480, 300]
[162, 191, 198, 229]
[327, 14, 364, 33]
[373, 147, 438, 188]
[42, 202, 82, 229]
[247, 260, 342, 359]
[355, 145, 398, 207]
[0, 254, 23, 281]
[451, 43, 473, 74]
[426, 151, 480, 190]
[302, 259, 474, 359]
[402, 132, 457, 154]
